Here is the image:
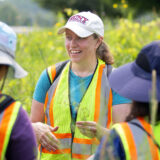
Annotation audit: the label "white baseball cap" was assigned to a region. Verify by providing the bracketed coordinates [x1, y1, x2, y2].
[58, 11, 104, 38]
[0, 21, 27, 78]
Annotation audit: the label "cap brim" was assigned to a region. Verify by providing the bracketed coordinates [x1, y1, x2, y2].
[109, 62, 160, 102]
[58, 22, 93, 38]
[0, 51, 28, 78]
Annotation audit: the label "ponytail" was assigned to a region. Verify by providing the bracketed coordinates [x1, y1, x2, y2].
[93, 34, 114, 65]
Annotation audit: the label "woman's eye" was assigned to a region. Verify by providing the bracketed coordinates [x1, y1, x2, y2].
[66, 36, 72, 40]
[78, 37, 82, 40]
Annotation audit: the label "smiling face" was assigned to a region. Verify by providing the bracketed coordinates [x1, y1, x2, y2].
[65, 29, 101, 65]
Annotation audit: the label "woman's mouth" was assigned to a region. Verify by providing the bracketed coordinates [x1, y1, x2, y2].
[70, 50, 81, 54]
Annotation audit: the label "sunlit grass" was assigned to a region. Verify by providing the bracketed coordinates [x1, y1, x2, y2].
[3, 17, 160, 113]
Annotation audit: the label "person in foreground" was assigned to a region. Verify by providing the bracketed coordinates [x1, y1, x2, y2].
[93, 40, 160, 160]
[31, 11, 131, 160]
[0, 21, 37, 160]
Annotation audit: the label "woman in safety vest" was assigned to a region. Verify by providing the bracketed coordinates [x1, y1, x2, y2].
[94, 40, 160, 160]
[0, 21, 37, 160]
[31, 11, 131, 160]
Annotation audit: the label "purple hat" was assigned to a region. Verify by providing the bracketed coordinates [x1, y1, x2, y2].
[109, 40, 160, 102]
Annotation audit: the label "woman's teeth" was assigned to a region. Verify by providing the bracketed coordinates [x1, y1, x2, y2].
[71, 51, 81, 54]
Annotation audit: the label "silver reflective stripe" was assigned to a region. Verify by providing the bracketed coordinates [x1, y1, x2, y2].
[128, 119, 152, 159]
[0, 111, 4, 122]
[45, 76, 61, 125]
[72, 143, 92, 155]
[45, 61, 69, 125]
[59, 138, 72, 149]
[98, 67, 110, 126]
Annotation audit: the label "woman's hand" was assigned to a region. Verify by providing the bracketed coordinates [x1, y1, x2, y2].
[32, 122, 60, 152]
[76, 121, 109, 140]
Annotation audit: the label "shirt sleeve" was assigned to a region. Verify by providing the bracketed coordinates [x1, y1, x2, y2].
[6, 107, 38, 160]
[33, 69, 51, 103]
[94, 129, 125, 160]
[112, 89, 132, 106]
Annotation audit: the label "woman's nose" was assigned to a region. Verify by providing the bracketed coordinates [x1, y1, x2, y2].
[70, 39, 77, 47]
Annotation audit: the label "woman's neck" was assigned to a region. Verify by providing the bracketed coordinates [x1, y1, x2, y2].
[71, 59, 97, 77]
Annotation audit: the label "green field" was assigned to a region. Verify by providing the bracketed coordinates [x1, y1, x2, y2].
[3, 17, 160, 113]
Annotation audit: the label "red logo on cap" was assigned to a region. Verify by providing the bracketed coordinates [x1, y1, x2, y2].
[68, 15, 88, 24]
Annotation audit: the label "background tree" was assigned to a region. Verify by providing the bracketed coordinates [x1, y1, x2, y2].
[34, 0, 123, 19]
[0, 3, 19, 25]
[127, 0, 160, 17]
[0, 0, 55, 26]
[34, 0, 160, 20]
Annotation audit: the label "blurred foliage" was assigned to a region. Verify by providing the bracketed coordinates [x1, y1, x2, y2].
[34, 0, 126, 19]
[0, 0, 55, 26]
[2, 17, 160, 113]
[127, 0, 160, 17]
[34, 0, 160, 19]
[0, 3, 21, 25]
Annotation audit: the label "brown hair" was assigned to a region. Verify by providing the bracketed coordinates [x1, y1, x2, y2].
[126, 101, 160, 123]
[93, 34, 114, 65]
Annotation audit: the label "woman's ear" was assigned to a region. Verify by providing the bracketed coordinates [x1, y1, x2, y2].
[95, 36, 103, 49]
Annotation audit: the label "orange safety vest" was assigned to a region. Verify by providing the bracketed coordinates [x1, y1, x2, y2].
[0, 94, 21, 160]
[113, 117, 160, 160]
[40, 59, 113, 160]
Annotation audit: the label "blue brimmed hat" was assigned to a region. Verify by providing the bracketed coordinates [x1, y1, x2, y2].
[109, 40, 160, 102]
[0, 21, 27, 78]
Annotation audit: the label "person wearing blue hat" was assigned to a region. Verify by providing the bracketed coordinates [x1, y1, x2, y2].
[0, 21, 37, 160]
[93, 40, 160, 160]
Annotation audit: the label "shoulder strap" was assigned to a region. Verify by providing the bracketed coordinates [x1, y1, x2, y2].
[0, 94, 15, 114]
[129, 121, 160, 150]
[53, 60, 69, 83]
[47, 60, 69, 85]
[107, 64, 113, 77]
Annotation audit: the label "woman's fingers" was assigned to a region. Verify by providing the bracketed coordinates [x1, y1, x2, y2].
[47, 131, 60, 148]
[40, 132, 59, 151]
[41, 140, 56, 152]
[49, 126, 59, 132]
[76, 121, 97, 131]
[77, 122, 97, 138]
[76, 121, 106, 139]
[34, 122, 60, 151]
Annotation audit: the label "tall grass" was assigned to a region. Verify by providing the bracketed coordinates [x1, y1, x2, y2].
[3, 17, 160, 113]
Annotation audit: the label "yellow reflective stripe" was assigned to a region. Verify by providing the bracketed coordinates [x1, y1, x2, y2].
[113, 123, 132, 160]
[52, 62, 71, 133]
[47, 65, 56, 84]
[154, 123, 160, 158]
[41, 151, 71, 160]
[0, 101, 21, 160]
[47, 66, 52, 83]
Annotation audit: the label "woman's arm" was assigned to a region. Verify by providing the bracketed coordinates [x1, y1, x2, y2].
[31, 99, 60, 151]
[31, 99, 44, 122]
[112, 103, 132, 124]
[31, 70, 60, 151]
